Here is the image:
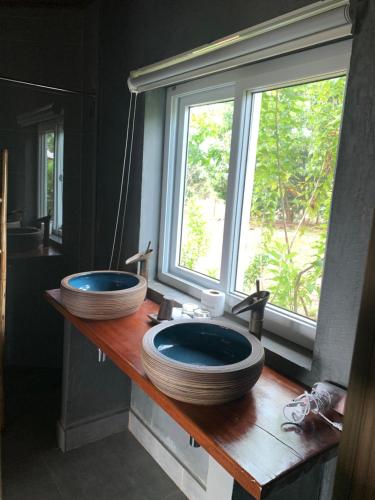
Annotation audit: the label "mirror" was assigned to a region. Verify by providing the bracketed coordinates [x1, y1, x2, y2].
[0, 78, 95, 368]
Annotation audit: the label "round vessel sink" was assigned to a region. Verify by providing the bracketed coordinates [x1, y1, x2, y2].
[61, 270, 147, 320]
[7, 226, 42, 253]
[142, 320, 264, 405]
[154, 322, 252, 366]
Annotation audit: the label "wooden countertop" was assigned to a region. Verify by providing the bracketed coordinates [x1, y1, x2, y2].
[45, 290, 341, 499]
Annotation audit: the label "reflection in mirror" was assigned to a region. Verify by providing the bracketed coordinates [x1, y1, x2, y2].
[0, 79, 93, 369]
[3, 88, 65, 249]
[36, 114, 64, 239]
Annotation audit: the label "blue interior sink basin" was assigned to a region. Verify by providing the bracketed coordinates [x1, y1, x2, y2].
[60, 270, 147, 320]
[154, 322, 252, 366]
[142, 319, 265, 405]
[68, 272, 140, 292]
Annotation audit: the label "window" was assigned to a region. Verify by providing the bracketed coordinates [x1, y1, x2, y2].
[159, 42, 349, 347]
[236, 78, 346, 321]
[38, 119, 64, 239]
[179, 96, 234, 280]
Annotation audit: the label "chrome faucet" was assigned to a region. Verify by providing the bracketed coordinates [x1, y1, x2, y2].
[232, 280, 270, 340]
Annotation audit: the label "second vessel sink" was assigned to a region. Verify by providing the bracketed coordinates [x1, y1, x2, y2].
[61, 270, 147, 320]
[7, 226, 43, 253]
[142, 320, 264, 405]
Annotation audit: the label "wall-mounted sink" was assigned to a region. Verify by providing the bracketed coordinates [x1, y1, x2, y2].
[7, 226, 43, 253]
[60, 270, 147, 320]
[142, 320, 264, 405]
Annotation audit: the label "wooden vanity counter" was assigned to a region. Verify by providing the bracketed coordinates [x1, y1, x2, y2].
[45, 290, 341, 499]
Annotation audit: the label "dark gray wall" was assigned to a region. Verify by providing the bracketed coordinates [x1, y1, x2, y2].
[95, 0, 315, 268]
[0, 2, 99, 272]
[0, 4, 93, 93]
[0, 2, 99, 368]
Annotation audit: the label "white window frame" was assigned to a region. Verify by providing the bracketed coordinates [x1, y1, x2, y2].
[158, 40, 351, 350]
[38, 118, 64, 239]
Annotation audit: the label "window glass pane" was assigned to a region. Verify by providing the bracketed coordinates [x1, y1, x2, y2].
[45, 131, 55, 219]
[236, 77, 346, 320]
[54, 125, 64, 236]
[178, 100, 234, 279]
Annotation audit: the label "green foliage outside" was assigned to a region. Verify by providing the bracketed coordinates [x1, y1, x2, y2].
[180, 198, 209, 270]
[179, 77, 346, 320]
[184, 102, 233, 202]
[179, 102, 233, 275]
[243, 77, 345, 319]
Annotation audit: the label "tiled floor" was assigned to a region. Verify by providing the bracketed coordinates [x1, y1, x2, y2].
[2, 368, 186, 500]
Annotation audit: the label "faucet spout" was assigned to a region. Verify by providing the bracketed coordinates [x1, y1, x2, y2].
[232, 280, 270, 340]
[125, 241, 153, 281]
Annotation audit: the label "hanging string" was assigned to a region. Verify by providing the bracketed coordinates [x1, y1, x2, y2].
[109, 91, 135, 270]
[116, 92, 138, 270]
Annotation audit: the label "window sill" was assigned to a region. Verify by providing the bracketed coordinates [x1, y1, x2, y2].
[147, 279, 313, 371]
[158, 271, 315, 351]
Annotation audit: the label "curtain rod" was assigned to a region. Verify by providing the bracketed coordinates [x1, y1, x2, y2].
[128, 0, 351, 94]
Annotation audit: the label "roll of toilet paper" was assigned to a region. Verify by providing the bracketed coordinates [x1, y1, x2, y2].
[201, 289, 225, 317]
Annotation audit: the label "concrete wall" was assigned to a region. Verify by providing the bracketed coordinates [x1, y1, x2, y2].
[58, 322, 131, 451]
[131, 384, 209, 485]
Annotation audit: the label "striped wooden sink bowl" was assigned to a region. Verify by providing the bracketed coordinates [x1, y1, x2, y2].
[142, 320, 264, 405]
[60, 270, 147, 320]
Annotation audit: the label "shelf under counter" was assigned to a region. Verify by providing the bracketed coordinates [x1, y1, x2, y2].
[45, 289, 341, 499]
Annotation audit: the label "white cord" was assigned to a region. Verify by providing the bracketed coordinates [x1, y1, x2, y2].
[116, 92, 138, 270]
[283, 384, 343, 431]
[109, 91, 135, 270]
[318, 411, 343, 432]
